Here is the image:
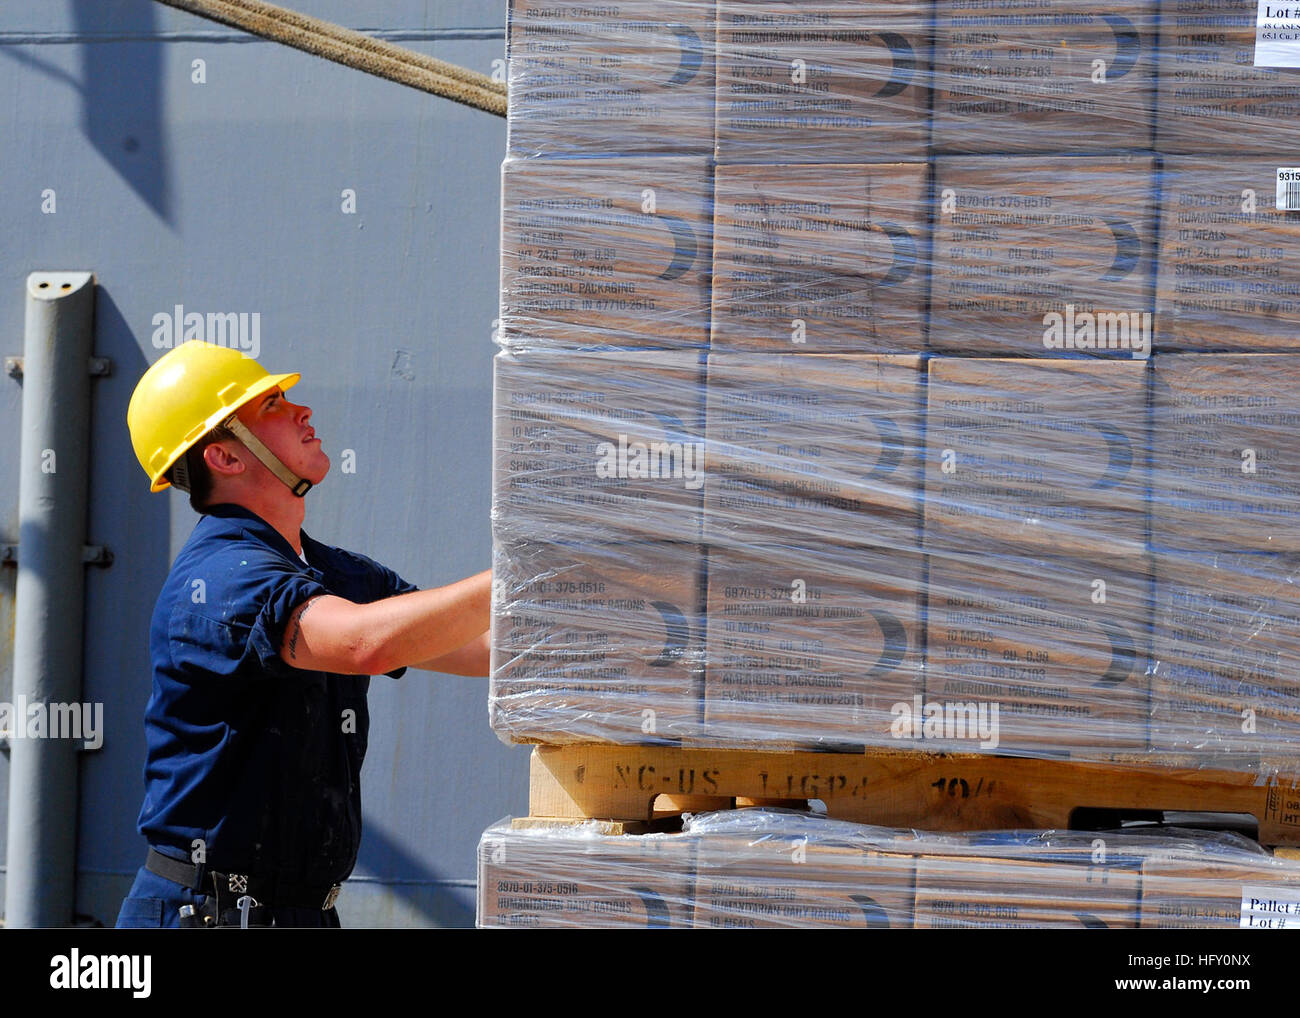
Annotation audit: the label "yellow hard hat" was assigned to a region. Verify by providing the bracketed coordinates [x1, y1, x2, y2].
[127, 341, 300, 492]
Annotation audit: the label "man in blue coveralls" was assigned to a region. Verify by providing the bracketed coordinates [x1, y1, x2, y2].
[116, 340, 491, 927]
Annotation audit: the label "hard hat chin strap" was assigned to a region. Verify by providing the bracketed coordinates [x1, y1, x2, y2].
[221, 414, 313, 498]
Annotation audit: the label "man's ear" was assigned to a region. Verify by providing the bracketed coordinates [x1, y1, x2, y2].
[203, 440, 246, 479]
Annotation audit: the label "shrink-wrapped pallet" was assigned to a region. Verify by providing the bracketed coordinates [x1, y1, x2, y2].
[491, 0, 1300, 772]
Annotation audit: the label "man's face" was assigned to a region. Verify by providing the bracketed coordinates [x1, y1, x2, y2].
[234, 386, 331, 486]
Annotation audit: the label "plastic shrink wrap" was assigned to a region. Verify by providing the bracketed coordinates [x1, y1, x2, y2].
[492, 0, 1300, 771]
[478, 809, 1300, 928]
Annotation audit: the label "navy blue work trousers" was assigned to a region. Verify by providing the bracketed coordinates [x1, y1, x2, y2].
[115, 862, 342, 928]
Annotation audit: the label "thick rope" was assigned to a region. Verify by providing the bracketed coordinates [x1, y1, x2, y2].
[153, 0, 508, 117]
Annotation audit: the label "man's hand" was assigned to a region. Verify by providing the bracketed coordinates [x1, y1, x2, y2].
[279, 569, 491, 676]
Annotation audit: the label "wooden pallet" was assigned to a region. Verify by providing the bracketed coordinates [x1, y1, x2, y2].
[525, 744, 1300, 847]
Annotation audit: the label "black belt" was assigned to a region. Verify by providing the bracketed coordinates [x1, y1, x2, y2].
[146, 848, 342, 917]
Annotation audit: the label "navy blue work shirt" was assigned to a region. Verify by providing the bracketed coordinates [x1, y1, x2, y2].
[137, 503, 416, 888]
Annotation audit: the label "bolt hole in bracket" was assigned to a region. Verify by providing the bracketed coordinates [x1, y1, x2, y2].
[0, 545, 113, 567]
[5, 356, 111, 379]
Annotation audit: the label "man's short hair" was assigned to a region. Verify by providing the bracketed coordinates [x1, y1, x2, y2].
[167, 426, 233, 513]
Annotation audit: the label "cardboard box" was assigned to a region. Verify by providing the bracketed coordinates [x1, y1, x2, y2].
[931, 156, 1157, 355]
[490, 539, 704, 745]
[1152, 355, 1300, 551]
[1156, 0, 1300, 154]
[1139, 857, 1300, 929]
[693, 840, 915, 928]
[704, 540, 924, 748]
[710, 164, 929, 352]
[506, 0, 716, 156]
[924, 550, 1151, 756]
[478, 822, 695, 927]
[914, 853, 1142, 928]
[713, 1, 931, 164]
[499, 157, 712, 349]
[923, 357, 1149, 556]
[933, 1, 1157, 153]
[1157, 157, 1300, 351]
[492, 348, 704, 545]
[704, 353, 924, 550]
[1151, 552, 1300, 759]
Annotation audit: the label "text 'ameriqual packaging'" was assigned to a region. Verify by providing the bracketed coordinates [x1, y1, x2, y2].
[710, 164, 928, 352]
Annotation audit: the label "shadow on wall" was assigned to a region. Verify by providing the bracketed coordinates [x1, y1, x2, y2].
[78, 283, 174, 908]
[356, 817, 477, 928]
[0, 2, 174, 224]
[73, 0, 171, 224]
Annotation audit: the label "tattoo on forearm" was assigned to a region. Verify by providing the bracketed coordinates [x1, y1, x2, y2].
[287, 598, 317, 660]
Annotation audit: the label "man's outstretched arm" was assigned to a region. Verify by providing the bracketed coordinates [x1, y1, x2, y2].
[410, 631, 490, 676]
[279, 569, 491, 676]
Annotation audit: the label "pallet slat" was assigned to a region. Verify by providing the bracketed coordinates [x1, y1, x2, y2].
[529, 745, 1300, 846]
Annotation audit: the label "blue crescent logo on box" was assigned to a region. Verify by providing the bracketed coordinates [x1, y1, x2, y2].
[873, 32, 916, 98]
[1100, 15, 1141, 81]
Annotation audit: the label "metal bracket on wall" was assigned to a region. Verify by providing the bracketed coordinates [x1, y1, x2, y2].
[4, 354, 114, 565]
[5, 356, 113, 379]
[5, 353, 113, 567]
[1, 545, 113, 567]
[0, 734, 105, 755]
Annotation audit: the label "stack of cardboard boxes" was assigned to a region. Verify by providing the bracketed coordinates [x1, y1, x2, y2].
[1151, 356, 1300, 761]
[485, 0, 1300, 925]
[480, 809, 1300, 928]
[495, 1, 716, 742]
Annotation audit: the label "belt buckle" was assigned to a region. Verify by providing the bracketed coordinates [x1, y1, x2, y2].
[322, 884, 341, 910]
